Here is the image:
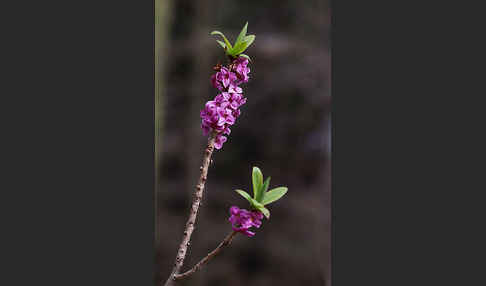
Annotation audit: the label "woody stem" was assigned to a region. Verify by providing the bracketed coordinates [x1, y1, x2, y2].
[173, 231, 238, 281]
[163, 132, 217, 286]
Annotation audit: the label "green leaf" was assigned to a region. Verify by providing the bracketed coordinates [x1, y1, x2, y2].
[262, 177, 271, 193]
[256, 177, 271, 203]
[252, 167, 263, 201]
[239, 54, 251, 61]
[235, 189, 252, 204]
[256, 205, 270, 219]
[243, 35, 255, 49]
[249, 198, 264, 209]
[230, 41, 248, 56]
[236, 190, 267, 213]
[210, 31, 232, 51]
[248, 198, 269, 218]
[235, 22, 248, 47]
[216, 40, 226, 49]
[228, 35, 254, 56]
[261, 187, 288, 206]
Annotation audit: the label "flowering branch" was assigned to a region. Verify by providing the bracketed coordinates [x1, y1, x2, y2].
[163, 22, 287, 285]
[164, 132, 216, 286]
[173, 231, 238, 281]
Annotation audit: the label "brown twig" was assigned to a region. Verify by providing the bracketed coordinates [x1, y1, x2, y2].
[174, 231, 238, 281]
[164, 132, 217, 286]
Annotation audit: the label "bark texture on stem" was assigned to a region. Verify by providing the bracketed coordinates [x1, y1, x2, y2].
[174, 231, 238, 281]
[164, 133, 216, 286]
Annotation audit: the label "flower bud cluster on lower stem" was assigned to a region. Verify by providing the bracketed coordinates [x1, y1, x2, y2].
[228, 206, 263, 237]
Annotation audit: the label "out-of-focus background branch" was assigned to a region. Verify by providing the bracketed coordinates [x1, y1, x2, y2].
[156, 0, 330, 285]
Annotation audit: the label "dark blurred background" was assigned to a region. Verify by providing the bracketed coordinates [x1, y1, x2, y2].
[156, 0, 330, 285]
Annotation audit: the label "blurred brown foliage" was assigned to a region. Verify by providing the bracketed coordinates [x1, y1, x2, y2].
[156, 0, 330, 285]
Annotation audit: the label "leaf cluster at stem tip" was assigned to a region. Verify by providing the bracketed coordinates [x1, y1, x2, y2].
[234, 166, 288, 219]
[210, 22, 254, 61]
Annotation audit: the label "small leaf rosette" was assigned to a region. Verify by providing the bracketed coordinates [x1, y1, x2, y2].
[211, 22, 255, 60]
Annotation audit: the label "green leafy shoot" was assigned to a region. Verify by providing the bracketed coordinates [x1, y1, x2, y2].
[210, 22, 255, 59]
[234, 167, 288, 219]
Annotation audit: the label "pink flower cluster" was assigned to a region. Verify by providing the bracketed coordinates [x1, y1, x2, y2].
[200, 56, 250, 149]
[228, 206, 263, 237]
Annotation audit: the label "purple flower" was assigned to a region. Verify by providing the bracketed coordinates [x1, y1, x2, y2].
[228, 84, 242, 94]
[229, 93, 246, 110]
[200, 101, 226, 134]
[201, 58, 251, 149]
[223, 126, 231, 135]
[233, 57, 250, 84]
[228, 206, 264, 237]
[210, 74, 223, 91]
[214, 92, 230, 104]
[216, 67, 237, 88]
[214, 134, 227, 150]
[232, 108, 241, 118]
[200, 93, 245, 149]
[234, 56, 249, 67]
[221, 108, 236, 125]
